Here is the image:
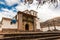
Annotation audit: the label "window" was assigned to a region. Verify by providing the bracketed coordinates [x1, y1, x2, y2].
[10, 19, 16, 24]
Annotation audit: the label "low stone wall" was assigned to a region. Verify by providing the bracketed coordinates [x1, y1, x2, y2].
[2, 29, 18, 33]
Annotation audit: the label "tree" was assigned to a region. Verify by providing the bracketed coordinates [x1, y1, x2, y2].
[47, 23, 51, 31]
[23, 0, 59, 8]
[36, 0, 58, 8]
[52, 19, 58, 31]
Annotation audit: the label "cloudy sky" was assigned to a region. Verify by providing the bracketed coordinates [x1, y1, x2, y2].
[0, 0, 60, 22]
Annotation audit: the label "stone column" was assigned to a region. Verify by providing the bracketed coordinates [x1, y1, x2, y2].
[33, 18, 37, 31]
[18, 12, 23, 31]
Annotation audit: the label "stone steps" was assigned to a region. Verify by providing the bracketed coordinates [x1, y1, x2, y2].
[0, 31, 60, 40]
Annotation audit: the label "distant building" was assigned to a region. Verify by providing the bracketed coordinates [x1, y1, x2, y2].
[0, 10, 40, 32]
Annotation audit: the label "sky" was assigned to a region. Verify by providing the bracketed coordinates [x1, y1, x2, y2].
[0, 0, 60, 22]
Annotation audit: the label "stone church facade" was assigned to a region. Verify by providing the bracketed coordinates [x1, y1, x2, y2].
[0, 10, 40, 32]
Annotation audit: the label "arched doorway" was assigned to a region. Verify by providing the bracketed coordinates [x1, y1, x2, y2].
[25, 24, 29, 31]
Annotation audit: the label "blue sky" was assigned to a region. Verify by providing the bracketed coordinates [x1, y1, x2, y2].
[0, 0, 18, 12]
[0, 0, 60, 22]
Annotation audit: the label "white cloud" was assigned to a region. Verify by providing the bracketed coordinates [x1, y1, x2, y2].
[0, 8, 17, 21]
[16, 3, 28, 11]
[37, 2, 60, 22]
[0, 13, 2, 21]
[0, 1, 5, 4]
[5, 0, 20, 6]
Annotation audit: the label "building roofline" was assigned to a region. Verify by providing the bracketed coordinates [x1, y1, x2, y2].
[2, 17, 18, 22]
[17, 11, 37, 18]
[2, 17, 12, 20]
